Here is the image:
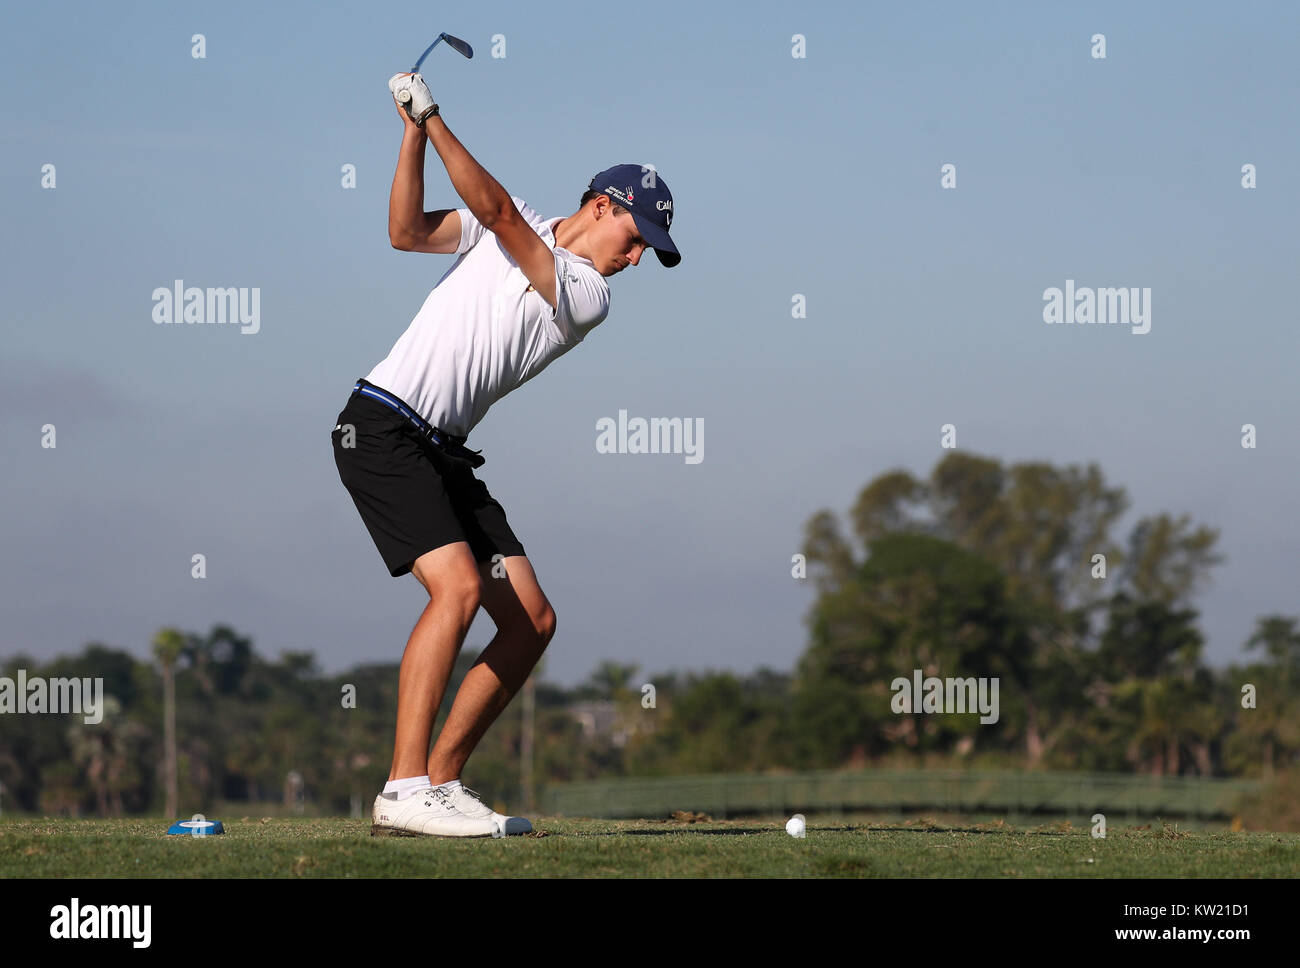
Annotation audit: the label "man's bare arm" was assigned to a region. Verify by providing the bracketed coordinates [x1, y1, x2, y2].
[388, 106, 463, 253]
[419, 112, 559, 308]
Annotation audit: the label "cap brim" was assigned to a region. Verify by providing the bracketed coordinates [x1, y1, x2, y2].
[630, 210, 680, 268]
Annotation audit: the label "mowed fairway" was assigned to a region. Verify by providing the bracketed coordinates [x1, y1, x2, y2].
[2, 816, 1297, 878]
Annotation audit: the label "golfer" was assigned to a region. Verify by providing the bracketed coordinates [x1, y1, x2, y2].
[331, 71, 680, 837]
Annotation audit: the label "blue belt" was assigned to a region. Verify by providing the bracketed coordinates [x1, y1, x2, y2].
[351, 380, 467, 449]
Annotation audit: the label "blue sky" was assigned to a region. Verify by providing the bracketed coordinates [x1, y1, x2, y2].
[2, 0, 1297, 686]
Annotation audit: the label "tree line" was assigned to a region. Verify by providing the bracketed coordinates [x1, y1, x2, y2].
[1, 453, 1295, 816]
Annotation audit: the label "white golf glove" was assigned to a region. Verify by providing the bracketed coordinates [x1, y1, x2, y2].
[389, 72, 438, 124]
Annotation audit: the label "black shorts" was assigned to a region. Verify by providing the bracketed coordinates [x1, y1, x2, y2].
[331, 382, 525, 577]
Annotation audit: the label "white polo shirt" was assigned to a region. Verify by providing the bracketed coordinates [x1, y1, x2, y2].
[364, 196, 611, 436]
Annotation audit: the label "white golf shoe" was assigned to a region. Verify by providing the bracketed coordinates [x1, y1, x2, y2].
[443, 784, 534, 836]
[371, 785, 503, 838]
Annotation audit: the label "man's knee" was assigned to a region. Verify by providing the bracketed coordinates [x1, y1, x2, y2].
[412, 547, 483, 618]
[445, 574, 484, 619]
[535, 603, 557, 645]
[500, 599, 555, 647]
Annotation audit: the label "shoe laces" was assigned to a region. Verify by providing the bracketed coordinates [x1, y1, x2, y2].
[459, 784, 488, 808]
[424, 786, 456, 808]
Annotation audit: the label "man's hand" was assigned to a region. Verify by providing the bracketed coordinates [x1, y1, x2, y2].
[388, 72, 438, 125]
[395, 98, 419, 130]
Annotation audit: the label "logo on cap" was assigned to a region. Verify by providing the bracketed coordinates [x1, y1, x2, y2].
[601, 184, 635, 208]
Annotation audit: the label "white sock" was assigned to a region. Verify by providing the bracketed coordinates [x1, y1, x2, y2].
[383, 775, 431, 799]
[433, 778, 462, 792]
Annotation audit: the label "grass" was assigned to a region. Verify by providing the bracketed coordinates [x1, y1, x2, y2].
[3, 814, 1298, 877]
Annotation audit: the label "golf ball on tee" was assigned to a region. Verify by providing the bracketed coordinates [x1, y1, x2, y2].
[786, 814, 806, 838]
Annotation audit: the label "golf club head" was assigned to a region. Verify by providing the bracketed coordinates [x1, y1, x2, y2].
[440, 33, 473, 59]
[411, 32, 474, 73]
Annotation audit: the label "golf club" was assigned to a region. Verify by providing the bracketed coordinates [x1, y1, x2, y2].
[397, 32, 473, 105]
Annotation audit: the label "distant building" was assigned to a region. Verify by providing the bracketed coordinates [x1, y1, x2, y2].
[567, 700, 654, 748]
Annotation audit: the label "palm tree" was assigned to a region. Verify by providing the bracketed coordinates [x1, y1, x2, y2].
[1244, 616, 1300, 776]
[152, 627, 186, 817]
[1245, 616, 1300, 674]
[585, 661, 640, 701]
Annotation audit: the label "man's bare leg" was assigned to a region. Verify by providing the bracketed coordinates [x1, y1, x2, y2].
[388, 541, 482, 782]
[426, 556, 555, 785]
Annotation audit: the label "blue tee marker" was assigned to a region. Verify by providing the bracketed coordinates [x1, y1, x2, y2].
[166, 815, 225, 836]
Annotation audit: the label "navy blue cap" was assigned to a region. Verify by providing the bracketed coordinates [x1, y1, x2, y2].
[588, 164, 680, 268]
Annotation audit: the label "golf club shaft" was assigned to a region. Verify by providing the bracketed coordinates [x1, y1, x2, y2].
[411, 36, 444, 73]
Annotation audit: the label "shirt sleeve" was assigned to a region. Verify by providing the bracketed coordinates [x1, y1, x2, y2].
[455, 207, 488, 254]
[547, 254, 610, 343]
[456, 196, 535, 255]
